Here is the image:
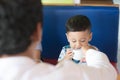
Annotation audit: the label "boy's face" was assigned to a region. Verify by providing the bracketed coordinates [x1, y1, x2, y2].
[66, 30, 92, 49]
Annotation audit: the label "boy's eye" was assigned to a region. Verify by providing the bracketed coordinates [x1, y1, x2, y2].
[80, 39, 86, 42]
[72, 40, 76, 43]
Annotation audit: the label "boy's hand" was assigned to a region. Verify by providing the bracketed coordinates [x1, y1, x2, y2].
[63, 49, 73, 60]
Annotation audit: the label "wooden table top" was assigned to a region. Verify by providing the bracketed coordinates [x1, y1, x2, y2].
[117, 74, 120, 80]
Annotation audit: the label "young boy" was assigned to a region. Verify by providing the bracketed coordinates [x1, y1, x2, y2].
[58, 15, 98, 63]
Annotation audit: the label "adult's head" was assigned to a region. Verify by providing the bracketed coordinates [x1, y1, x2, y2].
[0, 0, 43, 55]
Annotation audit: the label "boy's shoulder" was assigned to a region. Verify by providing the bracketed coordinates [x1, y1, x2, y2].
[62, 45, 71, 52]
[62, 45, 71, 49]
[89, 44, 99, 51]
[64, 45, 71, 48]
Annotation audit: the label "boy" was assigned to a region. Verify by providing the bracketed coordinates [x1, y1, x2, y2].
[58, 15, 98, 63]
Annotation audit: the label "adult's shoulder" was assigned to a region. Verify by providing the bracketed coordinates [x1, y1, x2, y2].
[21, 62, 55, 80]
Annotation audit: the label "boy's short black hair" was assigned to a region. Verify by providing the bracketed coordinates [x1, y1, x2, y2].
[66, 15, 91, 32]
[0, 0, 42, 54]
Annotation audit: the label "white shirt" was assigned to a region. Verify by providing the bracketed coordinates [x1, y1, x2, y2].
[0, 49, 117, 80]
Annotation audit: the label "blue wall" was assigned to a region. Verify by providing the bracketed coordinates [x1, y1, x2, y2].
[41, 6, 119, 62]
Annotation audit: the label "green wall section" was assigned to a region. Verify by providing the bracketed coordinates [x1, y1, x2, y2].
[42, 0, 73, 4]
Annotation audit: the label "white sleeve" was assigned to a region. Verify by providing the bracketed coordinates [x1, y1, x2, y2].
[84, 49, 117, 80]
[86, 49, 110, 66]
[58, 47, 66, 62]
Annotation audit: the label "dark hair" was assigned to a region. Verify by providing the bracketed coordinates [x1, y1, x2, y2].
[66, 15, 91, 32]
[0, 0, 43, 54]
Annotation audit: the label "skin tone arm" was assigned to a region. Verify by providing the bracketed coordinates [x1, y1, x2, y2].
[33, 50, 41, 63]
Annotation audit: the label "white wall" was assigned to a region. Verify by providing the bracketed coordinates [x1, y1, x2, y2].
[118, 49, 120, 72]
[117, 5, 120, 72]
[117, 28, 120, 72]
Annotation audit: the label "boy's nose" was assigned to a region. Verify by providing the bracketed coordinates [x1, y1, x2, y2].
[75, 43, 82, 49]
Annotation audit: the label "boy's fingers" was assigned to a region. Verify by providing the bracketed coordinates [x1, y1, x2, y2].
[66, 48, 72, 52]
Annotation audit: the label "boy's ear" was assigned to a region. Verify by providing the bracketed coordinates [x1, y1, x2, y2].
[66, 33, 70, 42]
[31, 22, 42, 42]
[89, 32, 92, 42]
